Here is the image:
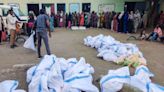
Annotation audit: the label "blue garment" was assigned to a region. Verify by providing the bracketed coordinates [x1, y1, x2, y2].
[50, 16, 55, 32]
[123, 12, 128, 33]
[150, 32, 158, 41]
[36, 14, 49, 32]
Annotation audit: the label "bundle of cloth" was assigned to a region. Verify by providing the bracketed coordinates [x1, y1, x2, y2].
[84, 34, 147, 67]
[0, 80, 25, 92]
[100, 65, 164, 92]
[27, 54, 99, 92]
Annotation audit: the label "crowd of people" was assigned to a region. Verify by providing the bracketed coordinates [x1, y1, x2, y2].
[45, 10, 163, 33]
[26, 9, 164, 49]
[0, 8, 164, 50]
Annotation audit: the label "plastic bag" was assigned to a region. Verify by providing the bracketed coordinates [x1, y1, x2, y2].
[23, 31, 36, 51]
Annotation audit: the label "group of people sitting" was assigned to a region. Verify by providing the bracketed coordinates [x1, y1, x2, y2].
[128, 24, 164, 43]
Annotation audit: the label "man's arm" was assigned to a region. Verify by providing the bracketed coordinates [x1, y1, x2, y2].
[45, 16, 51, 37]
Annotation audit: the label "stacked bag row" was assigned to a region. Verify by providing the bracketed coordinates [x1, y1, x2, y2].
[27, 54, 99, 92]
[84, 34, 147, 68]
[100, 65, 164, 92]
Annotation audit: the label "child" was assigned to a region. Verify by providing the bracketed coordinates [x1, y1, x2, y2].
[139, 28, 147, 40]
[127, 29, 147, 41]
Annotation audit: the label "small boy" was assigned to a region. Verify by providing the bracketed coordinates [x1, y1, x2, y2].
[139, 28, 147, 40]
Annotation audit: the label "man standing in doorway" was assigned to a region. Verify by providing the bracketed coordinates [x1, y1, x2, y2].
[35, 9, 51, 58]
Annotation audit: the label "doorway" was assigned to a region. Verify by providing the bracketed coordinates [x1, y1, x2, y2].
[42, 4, 55, 15]
[125, 2, 146, 12]
[27, 4, 39, 16]
[82, 3, 91, 13]
[57, 3, 65, 12]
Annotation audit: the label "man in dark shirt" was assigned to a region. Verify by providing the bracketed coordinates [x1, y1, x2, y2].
[35, 9, 51, 58]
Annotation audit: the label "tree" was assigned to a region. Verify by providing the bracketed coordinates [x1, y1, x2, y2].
[147, 0, 160, 27]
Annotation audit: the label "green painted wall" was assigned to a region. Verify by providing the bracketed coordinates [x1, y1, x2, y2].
[2, 0, 145, 15]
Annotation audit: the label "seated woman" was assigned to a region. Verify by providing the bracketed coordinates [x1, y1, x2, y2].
[146, 25, 162, 41]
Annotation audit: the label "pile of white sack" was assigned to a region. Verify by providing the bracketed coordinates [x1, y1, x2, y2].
[27, 54, 99, 92]
[0, 80, 25, 92]
[84, 34, 146, 64]
[100, 65, 164, 92]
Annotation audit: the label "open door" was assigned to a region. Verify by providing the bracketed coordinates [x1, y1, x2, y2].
[57, 3, 65, 12]
[82, 3, 91, 13]
[27, 4, 39, 16]
[42, 4, 55, 15]
[125, 2, 146, 12]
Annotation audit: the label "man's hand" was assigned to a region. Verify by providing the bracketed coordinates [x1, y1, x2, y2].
[49, 32, 51, 38]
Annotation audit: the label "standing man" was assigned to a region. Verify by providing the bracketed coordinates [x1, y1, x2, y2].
[35, 9, 51, 58]
[6, 9, 18, 48]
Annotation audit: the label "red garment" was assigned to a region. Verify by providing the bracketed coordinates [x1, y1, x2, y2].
[59, 22, 63, 27]
[113, 15, 118, 32]
[68, 21, 71, 28]
[1, 31, 6, 41]
[27, 22, 34, 28]
[80, 14, 84, 26]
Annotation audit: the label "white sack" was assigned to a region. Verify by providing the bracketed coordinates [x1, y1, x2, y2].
[100, 67, 130, 92]
[79, 26, 86, 30]
[23, 31, 36, 51]
[128, 65, 158, 92]
[27, 55, 98, 92]
[0, 80, 26, 92]
[103, 52, 118, 62]
[84, 34, 146, 65]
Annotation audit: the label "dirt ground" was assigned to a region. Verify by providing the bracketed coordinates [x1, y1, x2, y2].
[0, 28, 164, 91]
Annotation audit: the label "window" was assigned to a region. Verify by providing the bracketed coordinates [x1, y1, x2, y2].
[69, 3, 80, 13]
[82, 3, 91, 13]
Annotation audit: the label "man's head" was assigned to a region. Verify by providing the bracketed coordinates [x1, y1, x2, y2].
[8, 9, 14, 15]
[40, 9, 45, 14]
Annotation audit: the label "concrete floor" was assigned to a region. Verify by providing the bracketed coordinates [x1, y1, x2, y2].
[0, 28, 163, 91]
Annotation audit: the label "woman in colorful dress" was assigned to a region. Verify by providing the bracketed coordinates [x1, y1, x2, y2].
[59, 11, 64, 27]
[80, 12, 84, 26]
[49, 12, 55, 32]
[113, 13, 118, 32]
